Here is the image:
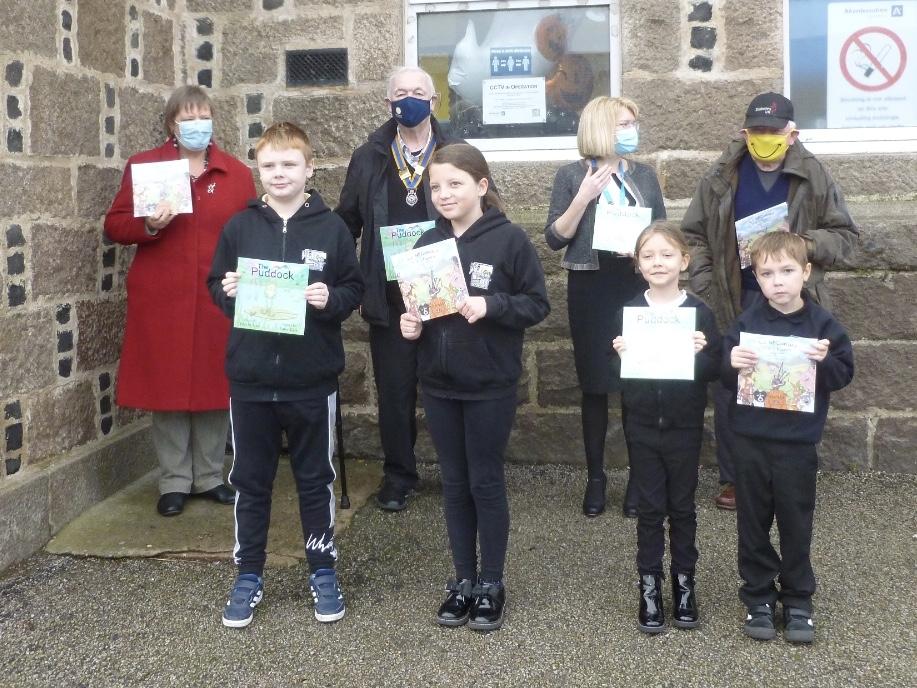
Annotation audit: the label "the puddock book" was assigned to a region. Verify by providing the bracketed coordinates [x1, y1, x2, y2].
[131, 159, 193, 218]
[737, 332, 817, 413]
[735, 202, 788, 269]
[391, 238, 468, 321]
[379, 220, 435, 280]
[234, 257, 310, 335]
[619, 306, 696, 380]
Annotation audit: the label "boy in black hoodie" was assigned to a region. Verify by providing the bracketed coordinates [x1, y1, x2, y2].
[723, 232, 853, 644]
[400, 144, 549, 632]
[208, 123, 363, 628]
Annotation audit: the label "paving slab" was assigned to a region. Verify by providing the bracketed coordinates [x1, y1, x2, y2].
[2, 464, 915, 687]
[45, 457, 382, 567]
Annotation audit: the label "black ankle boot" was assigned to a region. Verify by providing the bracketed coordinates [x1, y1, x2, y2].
[671, 573, 699, 629]
[638, 574, 665, 634]
[582, 474, 607, 517]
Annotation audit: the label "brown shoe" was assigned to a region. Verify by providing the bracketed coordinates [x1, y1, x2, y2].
[715, 484, 736, 511]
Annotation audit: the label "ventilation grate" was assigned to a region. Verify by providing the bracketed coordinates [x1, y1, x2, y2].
[286, 49, 348, 87]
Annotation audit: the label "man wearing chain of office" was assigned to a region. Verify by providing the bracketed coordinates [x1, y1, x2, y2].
[336, 66, 463, 512]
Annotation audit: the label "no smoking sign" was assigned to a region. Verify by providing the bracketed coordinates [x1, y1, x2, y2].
[839, 26, 908, 91]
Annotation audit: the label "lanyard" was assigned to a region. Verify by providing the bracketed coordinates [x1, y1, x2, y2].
[601, 161, 629, 206]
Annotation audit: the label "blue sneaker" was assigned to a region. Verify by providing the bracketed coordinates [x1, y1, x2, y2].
[222, 574, 263, 628]
[309, 568, 345, 622]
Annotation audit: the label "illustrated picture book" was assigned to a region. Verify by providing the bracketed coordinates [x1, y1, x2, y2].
[737, 332, 817, 413]
[131, 159, 193, 218]
[390, 238, 469, 321]
[234, 257, 310, 335]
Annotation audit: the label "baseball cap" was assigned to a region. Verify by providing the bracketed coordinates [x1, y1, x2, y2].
[743, 92, 794, 129]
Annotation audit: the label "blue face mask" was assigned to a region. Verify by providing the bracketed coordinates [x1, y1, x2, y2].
[615, 127, 639, 155]
[175, 119, 213, 151]
[390, 97, 432, 128]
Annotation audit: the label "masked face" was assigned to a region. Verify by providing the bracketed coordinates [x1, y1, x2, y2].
[744, 130, 794, 164]
[390, 96, 432, 128]
[614, 127, 639, 155]
[175, 118, 213, 151]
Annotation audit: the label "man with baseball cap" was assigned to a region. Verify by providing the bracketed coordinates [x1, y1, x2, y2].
[681, 92, 857, 510]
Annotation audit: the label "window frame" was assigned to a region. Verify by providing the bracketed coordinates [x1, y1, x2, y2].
[404, 0, 621, 161]
[784, 0, 917, 154]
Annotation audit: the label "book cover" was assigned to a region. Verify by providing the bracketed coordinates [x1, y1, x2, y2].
[619, 306, 696, 380]
[592, 204, 652, 254]
[737, 332, 817, 413]
[379, 220, 435, 281]
[234, 257, 310, 335]
[390, 238, 468, 321]
[734, 202, 789, 269]
[131, 159, 193, 218]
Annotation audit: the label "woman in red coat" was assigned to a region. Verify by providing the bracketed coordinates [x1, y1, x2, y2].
[105, 86, 256, 517]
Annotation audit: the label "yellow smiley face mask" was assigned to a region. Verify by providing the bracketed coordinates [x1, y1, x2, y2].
[745, 131, 795, 163]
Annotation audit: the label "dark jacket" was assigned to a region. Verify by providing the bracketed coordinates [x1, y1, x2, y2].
[208, 191, 364, 401]
[334, 116, 462, 326]
[544, 159, 666, 270]
[414, 208, 550, 400]
[681, 139, 858, 330]
[611, 293, 721, 429]
[721, 295, 854, 444]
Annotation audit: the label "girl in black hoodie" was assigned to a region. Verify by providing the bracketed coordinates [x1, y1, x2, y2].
[400, 144, 549, 631]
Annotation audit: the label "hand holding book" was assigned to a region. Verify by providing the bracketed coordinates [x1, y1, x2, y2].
[807, 339, 830, 362]
[145, 202, 177, 234]
[305, 282, 329, 310]
[400, 312, 423, 341]
[222, 271, 241, 297]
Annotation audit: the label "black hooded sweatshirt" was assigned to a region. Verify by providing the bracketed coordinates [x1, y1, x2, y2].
[208, 191, 364, 401]
[412, 207, 550, 400]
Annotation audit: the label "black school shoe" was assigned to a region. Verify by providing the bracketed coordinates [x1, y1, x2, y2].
[783, 606, 815, 644]
[468, 581, 506, 631]
[375, 481, 410, 512]
[743, 603, 777, 640]
[436, 578, 474, 627]
[638, 574, 666, 634]
[671, 573, 699, 629]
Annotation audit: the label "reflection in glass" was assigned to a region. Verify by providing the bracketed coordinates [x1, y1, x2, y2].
[418, 7, 611, 139]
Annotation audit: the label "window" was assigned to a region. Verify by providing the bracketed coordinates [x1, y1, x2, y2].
[406, 1, 619, 159]
[786, 0, 917, 152]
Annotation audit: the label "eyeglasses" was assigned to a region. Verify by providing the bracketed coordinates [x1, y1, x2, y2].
[616, 120, 639, 131]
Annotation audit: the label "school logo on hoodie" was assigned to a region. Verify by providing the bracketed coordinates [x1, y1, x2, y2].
[469, 262, 493, 289]
[302, 249, 327, 271]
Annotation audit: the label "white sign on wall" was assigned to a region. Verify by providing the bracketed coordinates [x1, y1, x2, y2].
[481, 77, 547, 125]
[827, 1, 917, 127]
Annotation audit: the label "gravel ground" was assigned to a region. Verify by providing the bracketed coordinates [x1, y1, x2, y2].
[1, 465, 915, 687]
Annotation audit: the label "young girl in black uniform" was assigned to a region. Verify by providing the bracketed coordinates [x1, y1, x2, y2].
[611, 222, 721, 633]
[400, 144, 549, 631]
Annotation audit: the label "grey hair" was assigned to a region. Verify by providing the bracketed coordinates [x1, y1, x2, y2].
[386, 66, 436, 99]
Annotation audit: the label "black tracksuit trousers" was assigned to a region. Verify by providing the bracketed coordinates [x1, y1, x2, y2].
[627, 420, 702, 576]
[733, 433, 818, 612]
[228, 394, 338, 577]
[422, 392, 516, 583]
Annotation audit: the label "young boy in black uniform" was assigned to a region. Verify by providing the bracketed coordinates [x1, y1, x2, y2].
[723, 232, 853, 643]
[208, 122, 363, 628]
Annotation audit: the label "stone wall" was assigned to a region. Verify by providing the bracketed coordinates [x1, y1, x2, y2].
[1, 0, 914, 570]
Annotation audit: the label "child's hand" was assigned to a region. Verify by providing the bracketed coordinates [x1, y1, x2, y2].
[611, 336, 626, 354]
[400, 312, 423, 340]
[807, 338, 831, 362]
[145, 202, 176, 233]
[222, 271, 240, 297]
[459, 296, 487, 324]
[693, 331, 707, 353]
[730, 345, 758, 370]
[305, 282, 329, 310]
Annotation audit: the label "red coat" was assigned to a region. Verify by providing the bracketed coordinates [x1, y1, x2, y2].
[105, 141, 256, 411]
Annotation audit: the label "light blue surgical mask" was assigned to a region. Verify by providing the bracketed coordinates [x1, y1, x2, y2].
[615, 127, 639, 155]
[175, 119, 213, 151]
